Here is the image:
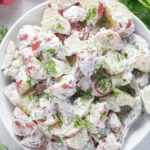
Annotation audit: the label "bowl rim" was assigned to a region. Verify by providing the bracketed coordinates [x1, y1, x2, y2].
[0, 1, 150, 149]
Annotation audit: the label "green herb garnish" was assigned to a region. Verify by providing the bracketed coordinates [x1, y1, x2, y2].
[55, 136, 63, 143]
[73, 115, 92, 129]
[79, 7, 97, 27]
[123, 52, 128, 59]
[98, 79, 111, 91]
[54, 23, 64, 31]
[47, 59, 57, 75]
[48, 124, 53, 130]
[54, 112, 62, 122]
[118, 114, 124, 120]
[0, 143, 8, 150]
[97, 130, 103, 139]
[76, 88, 92, 99]
[44, 89, 55, 100]
[112, 90, 121, 97]
[46, 48, 56, 57]
[100, 112, 107, 117]
[96, 17, 111, 28]
[26, 75, 33, 89]
[0, 25, 8, 43]
[28, 91, 36, 100]
[95, 65, 106, 81]
[86, 8, 97, 21]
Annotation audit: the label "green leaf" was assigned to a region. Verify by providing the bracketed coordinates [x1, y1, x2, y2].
[55, 136, 63, 143]
[26, 75, 33, 89]
[79, 7, 97, 27]
[100, 111, 107, 117]
[95, 65, 106, 81]
[54, 23, 64, 31]
[73, 115, 92, 129]
[86, 8, 97, 21]
[47, 59, 57, 75]
[0, 143, 8, 150]
[76, 88, 92, 99]
[44, 89, 55, 100]
[138, 0, 150, 9]
[0, 25, 8, 43]
[46, 48, 56, 57]
[112, 90, 121, 97]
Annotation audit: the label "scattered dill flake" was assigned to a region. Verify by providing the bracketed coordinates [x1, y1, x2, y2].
[100, 112, 107, 117]
[79, 20, 87, 28]
[48, 124, 53, 130]
[116, 53, 121, 61]
[86, 8, 97, 21]
[96, 17, 110, 28]
[112, 90, 120, 97]
[98, 80, 107, 91]
[46, 48, 56, 57]
[79, 7, 97, 27]
[98, 79, 111, 91]
[97, 131, 103, 139]
[54, 113, 62, 122]
[118, 114, 124, 121]
[28, 91, 36, 101]
[0, 143, 8, 150]
[123, 52, 128, 59]
[55, 136, 63, 144]
[26, 75, 33, 89]
[54, 23, 64, 31]
[44, 89, 55, 100]
[47, 59, 57, 75]
[76, 88, 92, 99]
[28, 94, 32, 101]
[96, 65, 106, 81]
[73, 115, 92, 129]
[0, 25, 8, 43]
[133, 42, 141, 50]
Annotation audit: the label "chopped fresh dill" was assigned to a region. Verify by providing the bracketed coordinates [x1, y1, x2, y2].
[26, 75, 33, 89]
[46, 48, 57, 57]
[100, 112, 107, 117]
[98, 79, 111, 91]
[112, 90, 121, 97]
[73, 115, 92, 129]
[44, 89, 55, 100]
[55, 136, 63, 143]
[76, 88, 92, 99]
[47, 59, 57, 75]
[95, 65, 106, 81]
[0, 25, 8, 43]
[54, 23, 64, 31]
[79, 7, 97, 27]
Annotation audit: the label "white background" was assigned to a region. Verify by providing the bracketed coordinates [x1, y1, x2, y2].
[0, 0, 150, 150]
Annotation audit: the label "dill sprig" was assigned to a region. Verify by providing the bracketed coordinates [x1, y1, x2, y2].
[0, 25, 8, 43]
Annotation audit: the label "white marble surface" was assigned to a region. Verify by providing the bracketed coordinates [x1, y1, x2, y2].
[0, 1, 150, 150]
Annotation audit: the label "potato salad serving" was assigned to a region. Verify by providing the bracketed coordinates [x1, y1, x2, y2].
[2, 0, 150, 150]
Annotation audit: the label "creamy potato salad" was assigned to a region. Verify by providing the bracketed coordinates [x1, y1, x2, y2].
[2, 0, 150, 150]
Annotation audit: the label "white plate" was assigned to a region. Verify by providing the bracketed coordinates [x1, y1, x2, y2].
[0, 1, 150, 150]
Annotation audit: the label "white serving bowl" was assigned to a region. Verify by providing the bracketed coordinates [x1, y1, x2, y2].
[0, 1, 150, 150]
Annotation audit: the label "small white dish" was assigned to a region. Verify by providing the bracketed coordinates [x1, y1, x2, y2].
[0, 1, 150, 150]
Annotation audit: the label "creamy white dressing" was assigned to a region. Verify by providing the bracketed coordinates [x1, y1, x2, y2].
[2, 0, 149, 149]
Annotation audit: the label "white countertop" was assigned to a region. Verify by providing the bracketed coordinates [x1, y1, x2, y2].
[0, 1, 150, 150]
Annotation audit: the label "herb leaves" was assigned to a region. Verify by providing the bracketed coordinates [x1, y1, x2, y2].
[0, 25, 8, 43]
